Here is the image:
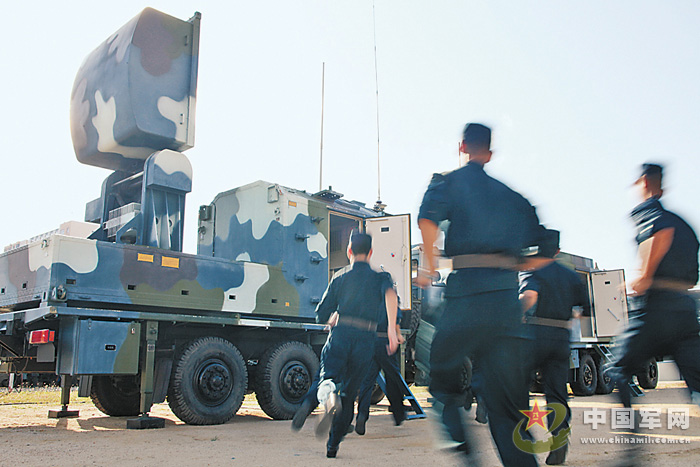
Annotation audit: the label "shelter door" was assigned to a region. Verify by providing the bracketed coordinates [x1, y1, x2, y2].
[364, 215, 411, 311]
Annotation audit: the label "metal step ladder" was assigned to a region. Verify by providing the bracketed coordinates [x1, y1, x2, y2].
[376, 372, 426, 420]
[596, 345, 644, 397]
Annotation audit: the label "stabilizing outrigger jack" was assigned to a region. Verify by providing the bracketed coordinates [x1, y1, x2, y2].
[127, 321, 165, 429]
[48, 375, 79, 418]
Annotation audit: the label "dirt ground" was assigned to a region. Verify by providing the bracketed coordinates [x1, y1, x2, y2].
[2, 383, 700, 466]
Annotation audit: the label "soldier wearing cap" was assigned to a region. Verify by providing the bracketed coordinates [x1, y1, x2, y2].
[612, 164, 700, 446]
[519, 229, 588, 465]
[417, 123, 545, 466]
[312, 232, 399, 458]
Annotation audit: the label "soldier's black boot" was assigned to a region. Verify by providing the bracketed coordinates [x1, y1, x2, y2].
[545, 443, 568, 465]
[393, 408, 405, 426]
[475, 396, 488, 424]
[326, 444, 339, 458]
[355, 414, 367, 435]
[291, 397, 316, 431]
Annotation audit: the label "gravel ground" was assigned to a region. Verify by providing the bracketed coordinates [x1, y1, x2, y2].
[1, 382, 699, 466]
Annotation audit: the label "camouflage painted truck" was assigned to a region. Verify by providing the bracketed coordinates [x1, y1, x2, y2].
[0, 8, 413, 428]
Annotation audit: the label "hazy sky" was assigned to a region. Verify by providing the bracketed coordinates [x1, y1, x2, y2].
[3, 1, 699, 286]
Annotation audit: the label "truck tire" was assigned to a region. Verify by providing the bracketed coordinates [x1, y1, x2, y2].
[168, 337, 247, 425]
[408, 298, 422, 338]
[636, 359, 659, 389]
[571, 353, 597, 396]
[90, 375, 141, 416]
[370, 384, 385, 404]
[595, 358, 615, 394]
[461, 357, 473, 410]
[255, 341, 318, 420]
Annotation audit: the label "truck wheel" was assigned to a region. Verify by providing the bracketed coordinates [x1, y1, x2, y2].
[90, 375, 141, 416]
[571, 353, 597, 396]
[168, 337, 247, 425]
[636, 359, 659, 389]
[370, 384, 385, 404]
[595, 359, 615, 394]
[255, 341, 318, 420]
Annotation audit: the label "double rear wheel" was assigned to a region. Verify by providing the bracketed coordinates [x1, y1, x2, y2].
[167, 337, 247, 425]
[254, 341, 319, 420]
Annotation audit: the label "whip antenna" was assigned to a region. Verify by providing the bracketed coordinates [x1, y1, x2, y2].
[372, 1, 386, 212]
[319, 62, 326, 192]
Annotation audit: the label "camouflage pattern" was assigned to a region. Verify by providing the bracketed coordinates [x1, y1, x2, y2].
[70, 8, 199, 174]
[0, 179, 399, 322]
[0, 235, 291, 317]
[109, 149, 193, 251]
[197, 181, 387, 318]
[57, 318, 140, 375]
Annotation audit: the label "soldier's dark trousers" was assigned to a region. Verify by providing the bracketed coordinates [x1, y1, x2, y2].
[531, 331, 571, 438]
[614, 290, 700, 408]
[429, 290, 537, 467]
[319, 325, 375, 448]
[357, 337, 406, 422]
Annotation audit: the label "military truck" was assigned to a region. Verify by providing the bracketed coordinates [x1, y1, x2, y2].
[0, 8, 413, 427]
[409, 245, 654, 397]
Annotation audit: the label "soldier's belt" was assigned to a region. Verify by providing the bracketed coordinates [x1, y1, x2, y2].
[337, 315, 377, 332]
[524, 316, 572, 329]
[650, 278, 695, 292]
[451, 253, 521, 270]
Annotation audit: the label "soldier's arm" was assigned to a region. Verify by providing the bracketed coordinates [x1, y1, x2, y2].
[518, 272, 540, 315]
[519, 290, 538, 314]
[416, 218, 439, 288]
[632, 227, 675, 294]
[417, 173, 448, 287]
[394, 294, 404, 344]
[521, 196, 548, 262]
[396, 323, 405, 345]
[315, 278, 339, 324]
[385, 288, 399, 355]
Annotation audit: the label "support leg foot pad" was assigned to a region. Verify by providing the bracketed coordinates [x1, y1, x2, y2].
[48, 409, 79, 418]
[126, 416, 166, 429]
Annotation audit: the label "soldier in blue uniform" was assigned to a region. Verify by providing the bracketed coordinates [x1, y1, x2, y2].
[354, 303, 406, 435]
[313, 232, 399, 458]
[519, 229, 588, 465]
[612, 163, 700, 463]
[417, 123, 545, 466]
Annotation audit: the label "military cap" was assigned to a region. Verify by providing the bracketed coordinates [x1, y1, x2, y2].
[539, 229, 561, 259]
[640, 163, 663, 179]
[462, 123, 491, 149]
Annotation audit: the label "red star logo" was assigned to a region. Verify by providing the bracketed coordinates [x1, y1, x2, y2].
[519, 401, 552, 430]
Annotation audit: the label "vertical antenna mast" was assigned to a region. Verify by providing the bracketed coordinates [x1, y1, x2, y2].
[319, 62, 326, 192]
[372, 1, 386, 212]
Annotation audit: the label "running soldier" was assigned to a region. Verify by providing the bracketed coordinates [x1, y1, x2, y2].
[417, 123, 546, 466]
[313, 232, 399, 458]
[612, 163, 700, 465]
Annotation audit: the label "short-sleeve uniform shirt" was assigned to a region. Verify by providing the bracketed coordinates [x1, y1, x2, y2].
[631, 197, 699, 286]
[315, 262, 394, 325]
[418, 161, 545, 296]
